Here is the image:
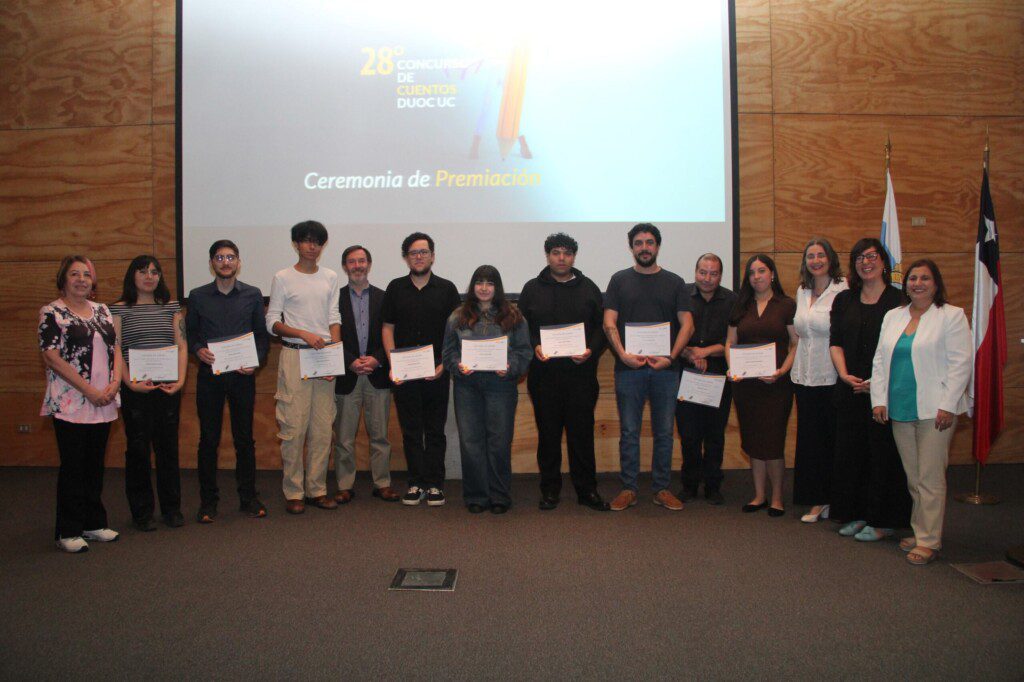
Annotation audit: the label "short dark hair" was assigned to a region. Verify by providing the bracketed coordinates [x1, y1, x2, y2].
[56, 255, 91, 292]
[290, 220, 328, 245]
[209, 239, 239, 260]
[119, 255, 171, 306]
[798, 238, 844, 290]
[847, 237, 892, 291]
[401, 232, 434, 256]
[627, 222, 661, 246]
[544, 232, 578, 254]
[904, 258, 948, 307]
[342, 245, 372, 265]
[695, 252, 723, 271]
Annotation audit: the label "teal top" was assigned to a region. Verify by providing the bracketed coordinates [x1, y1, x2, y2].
[888, 332, 918, 422]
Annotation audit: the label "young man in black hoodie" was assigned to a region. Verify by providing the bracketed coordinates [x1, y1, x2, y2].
[517, 233, 609, 511]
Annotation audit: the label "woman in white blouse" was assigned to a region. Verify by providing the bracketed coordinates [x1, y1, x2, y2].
[871, 259, 972, 565]
[792, 239, 847, 523]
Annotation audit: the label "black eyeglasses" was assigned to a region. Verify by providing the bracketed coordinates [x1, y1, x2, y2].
[854, 252, 880, 263]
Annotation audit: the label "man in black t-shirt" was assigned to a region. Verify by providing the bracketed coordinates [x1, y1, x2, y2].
[602, 223, 694, 512]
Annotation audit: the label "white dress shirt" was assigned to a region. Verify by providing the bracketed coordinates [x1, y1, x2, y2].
[792, 279, 848, 386]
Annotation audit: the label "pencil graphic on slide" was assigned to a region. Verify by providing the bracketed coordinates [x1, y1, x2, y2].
[497, 44, 531, 160]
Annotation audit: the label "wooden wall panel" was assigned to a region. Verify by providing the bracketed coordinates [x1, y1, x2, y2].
[0, 126, 153, 261]
[735, 0, 773, 113]
[0, 0, 153, 129]
[773, 116, 1023, 254]
[151, 0, 176, 124]
[771, 0, 1024, 116]
[738, 113, 774, 253]
[152, 123, 175, 257]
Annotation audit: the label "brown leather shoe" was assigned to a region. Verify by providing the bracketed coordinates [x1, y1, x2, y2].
[653, 489, 684, 511]
[334, 489, 354, 505]
[373, 486, 401, 502]
[285, 499, 305, 515]
[305, 495, 338, 510]
[609, 489, 638, 511]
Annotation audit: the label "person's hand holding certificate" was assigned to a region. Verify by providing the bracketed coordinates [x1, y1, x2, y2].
[299, 341, 346, 379]
[625, 322, 671, 357]
[728, 342, 777, 379]
[677, 369, 726, 407]
[207, 332, 259, 375]
[539, 323, 586, 358]
[128, 346, 179, 383]
[461, 335, 508, 372]
[390, 345, 436, 382]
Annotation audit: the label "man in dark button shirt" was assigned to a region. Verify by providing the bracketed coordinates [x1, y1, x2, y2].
[676, 253, 737, 505]
[381, 232, 461, 507]
[185, 240, 270, 523]
[332, 245, 398, 504]
[518, 232, 609, 512]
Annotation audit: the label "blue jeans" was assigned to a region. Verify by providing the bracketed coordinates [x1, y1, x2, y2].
[453, 373, 518, 507]
[615, 367, 679, 492]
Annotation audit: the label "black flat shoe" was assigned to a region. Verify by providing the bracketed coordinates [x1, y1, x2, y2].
[577, 491, 610, 512]
[767, 507, 786, 518]
[490, 504, 509, 515]
[742, 501, 768, 513]
[467, 503, 487, 514]
[133, 517, 157, 532]
[538, 493, 559, 511]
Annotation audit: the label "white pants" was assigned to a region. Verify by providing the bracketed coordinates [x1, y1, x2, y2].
[275, 347, 337, 500]
[891, 419, 956, 550]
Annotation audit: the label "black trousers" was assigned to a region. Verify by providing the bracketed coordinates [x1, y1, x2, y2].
[792, 384, 838, 506]
[196, 370, 257, 507]
[393, 375, 450, 489]
[831, 392, 912, 529]
[675, 382, 731, 491]
[120, 387, 181, 521]
[53, 418, 111, 539]
[527, 369, 599, 497]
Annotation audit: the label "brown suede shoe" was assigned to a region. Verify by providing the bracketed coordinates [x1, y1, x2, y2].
[609, 489, 638, 511]
[305, 495, 338, 510]
[653, 489, 684, 511]
[373, 486, 401, 502]
[334, 490, 354, 505]
[285, 499, 305, 515]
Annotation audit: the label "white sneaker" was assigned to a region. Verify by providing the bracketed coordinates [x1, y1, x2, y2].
[82, 528, 120, 542]
[56, 537, 89, 553]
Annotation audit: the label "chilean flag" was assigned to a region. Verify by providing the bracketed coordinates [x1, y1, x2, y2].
[969, 168, 1006, 464]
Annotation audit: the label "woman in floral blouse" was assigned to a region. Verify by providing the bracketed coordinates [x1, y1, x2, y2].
[39, 256, 123, 553]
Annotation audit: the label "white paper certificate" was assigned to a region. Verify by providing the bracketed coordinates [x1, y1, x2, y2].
[390, 345, 437, 381]
[207, 332, 259, 375]
[625, 322, 671, 356]
[299, 342, 346, 379]
[677, 370, 727, 407]
[461, 335, 508, 371]
[128, 346, 179, 383]
[540, 323, 586, 358]
[729, 343, 777, 378]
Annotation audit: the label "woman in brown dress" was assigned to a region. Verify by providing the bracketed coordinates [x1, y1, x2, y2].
[726, 254, 798, 517]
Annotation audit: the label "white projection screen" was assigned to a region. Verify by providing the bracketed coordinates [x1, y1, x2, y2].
[178, 1, 739, 297]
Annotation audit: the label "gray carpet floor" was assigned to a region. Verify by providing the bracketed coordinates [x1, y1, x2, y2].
[1, 464, 1023, 680]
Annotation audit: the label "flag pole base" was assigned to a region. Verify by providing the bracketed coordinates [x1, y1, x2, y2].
[953, 492, 1001, 505]
[1007, 546, 1024, 569]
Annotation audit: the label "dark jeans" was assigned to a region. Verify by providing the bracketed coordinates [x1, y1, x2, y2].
[615, 367, 678, 492]
[196, 369, 258, 507]
[120, 387, 181, 521]
[454, 373, 518, 507]
[527, 369, 599, 497]
[53, 418, 111, 539]
[393, 374, 450, 489]
[675, 381, 731, 492]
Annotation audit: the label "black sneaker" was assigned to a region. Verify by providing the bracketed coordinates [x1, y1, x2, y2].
[133, 517, 157, 532]
[196, 505, 218, 524]
[425, 487, 446, 506]
[679, 487, 699, 502]
[163, 511, 185, 528]
[241, 497, 267, 518]
[705, 488, 725, 505]
[402, 486, 425, 506]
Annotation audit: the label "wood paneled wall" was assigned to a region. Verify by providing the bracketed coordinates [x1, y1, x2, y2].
[1, 0, 1021, 474]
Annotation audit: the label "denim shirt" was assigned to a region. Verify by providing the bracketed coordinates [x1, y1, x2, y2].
[441, 306, 532, 381]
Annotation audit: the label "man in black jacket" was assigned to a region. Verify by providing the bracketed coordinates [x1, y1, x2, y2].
[518, 233, 609, 511]
[332, 245, 399, 503]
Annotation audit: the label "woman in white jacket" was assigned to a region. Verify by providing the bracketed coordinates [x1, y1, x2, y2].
[871, 259, 972, 566]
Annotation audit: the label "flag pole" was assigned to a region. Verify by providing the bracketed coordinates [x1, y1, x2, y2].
[955, 127, 1000, 506]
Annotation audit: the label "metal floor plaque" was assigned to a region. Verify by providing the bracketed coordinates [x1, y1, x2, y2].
[389, 568, 458, 591]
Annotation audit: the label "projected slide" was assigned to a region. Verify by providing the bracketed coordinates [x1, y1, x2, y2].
[181, 1, 735, 294]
